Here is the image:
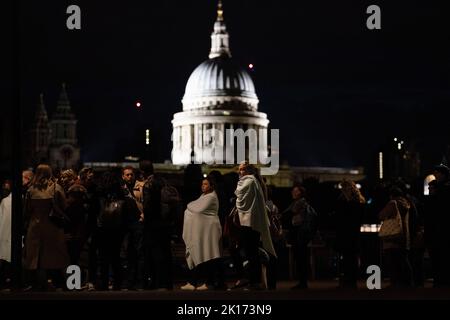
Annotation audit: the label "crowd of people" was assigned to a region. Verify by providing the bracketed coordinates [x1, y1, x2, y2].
[0, 161, 449, 291]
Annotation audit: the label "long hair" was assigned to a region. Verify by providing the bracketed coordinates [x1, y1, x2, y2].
[340, 179, 365, 204]
[30, 164, 54, 190]
[98, 169, 124, 199]
[240, 161, 268, 201]
[79, 167, 93, 182]
[59, 169, 77, 192]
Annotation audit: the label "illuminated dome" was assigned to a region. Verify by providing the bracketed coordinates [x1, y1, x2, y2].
[181, 1, 259, 113]
[183, 57, 257, 109]
[171, 1, 270, 165]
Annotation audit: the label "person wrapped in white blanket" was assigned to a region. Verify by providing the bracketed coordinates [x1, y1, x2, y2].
[0, 192, 12, 290]
[181, 177, 225, 290]
[235, 161, 276, 290]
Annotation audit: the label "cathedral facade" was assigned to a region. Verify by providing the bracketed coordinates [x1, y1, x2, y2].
[27, 83, 80, 170]
[171, 1, 270, 165]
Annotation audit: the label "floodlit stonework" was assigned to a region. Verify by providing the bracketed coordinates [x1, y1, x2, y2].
[171, 1, 270, 165]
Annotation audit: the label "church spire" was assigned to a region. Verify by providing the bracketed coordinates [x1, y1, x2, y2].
[57, 82, 70, 110]
[37, 93, 49, 121]
[209, 0, 231, 59]
[49, 82, 79, 168]
[53, 82, 75, 120]
[29, 93, 51, 166]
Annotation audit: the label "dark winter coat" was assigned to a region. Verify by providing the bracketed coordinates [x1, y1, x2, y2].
[23, 182, 70, 270]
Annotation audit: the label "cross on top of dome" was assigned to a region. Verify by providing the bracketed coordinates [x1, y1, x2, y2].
[217, 0, 224, 21]
[209, 0, 231, 59]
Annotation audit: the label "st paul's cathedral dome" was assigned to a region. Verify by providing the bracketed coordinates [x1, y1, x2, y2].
[172, 1, 269, 165]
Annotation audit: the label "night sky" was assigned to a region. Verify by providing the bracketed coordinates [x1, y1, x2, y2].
[16, 0, 450, 170]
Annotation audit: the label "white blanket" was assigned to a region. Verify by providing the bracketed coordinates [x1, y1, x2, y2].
[0, 194, 12, 262]
[235, 175, 276, 258]
[182, 191, 222, 269]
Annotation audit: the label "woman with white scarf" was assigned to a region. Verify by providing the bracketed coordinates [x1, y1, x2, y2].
[0, 192, 12, 289]
[181, 177, 224, 290]
[235, 162, 276, 290]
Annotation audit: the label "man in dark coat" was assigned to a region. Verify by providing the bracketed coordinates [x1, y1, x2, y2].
[142, 173, 178, 290]
[425, 165, 450, 288]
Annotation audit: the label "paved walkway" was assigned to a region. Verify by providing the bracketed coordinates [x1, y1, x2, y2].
[1, 280, 449, 300]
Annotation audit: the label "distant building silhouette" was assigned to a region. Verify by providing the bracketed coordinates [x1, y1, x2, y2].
[26, 83, 80, 170]
[29, 94, 51, 165]
[376, 137, 421, 182]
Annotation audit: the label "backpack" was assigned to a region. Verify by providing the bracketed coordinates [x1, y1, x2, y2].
[302, 203, 318, 238]
[143, 175, 181, 229]
[97, 197, 125, 229]
[160, 183, 181, 226]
